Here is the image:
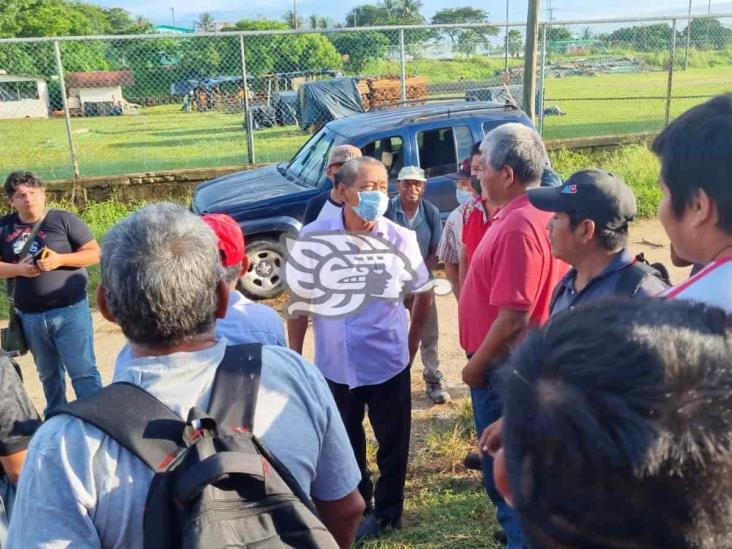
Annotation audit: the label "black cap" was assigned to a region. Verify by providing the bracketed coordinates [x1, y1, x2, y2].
[446, 158, 471, 181]
[527, 169, 637, 230]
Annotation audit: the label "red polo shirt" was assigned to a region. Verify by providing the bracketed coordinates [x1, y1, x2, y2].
[461, 197, 492, 265]
[458, 193, 567, 354]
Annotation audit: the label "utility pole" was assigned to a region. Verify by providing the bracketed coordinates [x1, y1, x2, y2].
[708, 0, 712, 14]
[523, 0, 541, 122]
[293, 0, 298, 29]
[170, 7, 176, 28]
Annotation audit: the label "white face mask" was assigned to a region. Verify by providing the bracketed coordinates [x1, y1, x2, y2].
[456, 188, 473, 206]
[349, 190, 389, 222]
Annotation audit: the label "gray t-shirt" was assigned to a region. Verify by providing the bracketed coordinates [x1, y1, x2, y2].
[7, 340, 360, 548]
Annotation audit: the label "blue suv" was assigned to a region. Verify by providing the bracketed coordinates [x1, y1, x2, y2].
[192, 100, 537, 298]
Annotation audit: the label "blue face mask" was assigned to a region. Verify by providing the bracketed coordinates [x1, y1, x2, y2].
[351, 191, 389, 222]
[456, 188, 473, 206]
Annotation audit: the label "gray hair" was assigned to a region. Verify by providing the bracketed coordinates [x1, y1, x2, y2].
[338, 156, 388, 187]
[101, 202, 222, 346]
[481, 123, 547, 186]
[223, 264, 241, 286]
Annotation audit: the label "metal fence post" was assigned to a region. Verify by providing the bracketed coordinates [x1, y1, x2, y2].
[665, 19, 678, 126]
[538, 24, 547, 136]
[52, 40, 80, 181]
[684, 1, 692, 70]
[399, 29, 407, 101]
[239, 34, 255, 165]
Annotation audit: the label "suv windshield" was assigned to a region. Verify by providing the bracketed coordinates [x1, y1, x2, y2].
[286, 129, 336, 187]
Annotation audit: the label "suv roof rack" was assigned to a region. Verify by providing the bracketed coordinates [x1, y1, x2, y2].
[369, 96, 479, 111]
[398, 101, 519, 125]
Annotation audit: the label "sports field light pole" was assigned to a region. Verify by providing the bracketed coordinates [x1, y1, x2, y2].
[53, 40, 80, 181]
[684, 0, 692, 70]
[523, 0, 541, 123]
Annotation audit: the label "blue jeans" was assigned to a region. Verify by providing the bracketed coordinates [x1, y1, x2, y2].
[0, 476, 14, 548]
[471, 372, 525, 549]
[18, 299, 102, 416]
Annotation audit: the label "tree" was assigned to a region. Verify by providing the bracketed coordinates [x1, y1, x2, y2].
[431, 7, 496, 56]
[581, 26, 592, 40]
[546, 26, 572, 43]
[282, 10, 304, 30]
[684, 18, 732, 50]
[507, 29, 523, 57]
[195, 12, 216, 33]
[605, 23, 678, 52]
[226, 19, 342, 75]
[400, 0, 423, 20]
[330, 31, 390, 71]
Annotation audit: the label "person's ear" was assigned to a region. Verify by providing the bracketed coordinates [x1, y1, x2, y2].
[214, 279, 229, 319]
[239, 255, 250, 277]
[502, 165, 515, 188]
[96, 284, 116, 323]
[494, 448, 514, 507]
[579, 219, 596, 244]
[690, 188, 715, 229]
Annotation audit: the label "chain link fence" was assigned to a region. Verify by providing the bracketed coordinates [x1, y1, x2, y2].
[0, 14, 730, 181]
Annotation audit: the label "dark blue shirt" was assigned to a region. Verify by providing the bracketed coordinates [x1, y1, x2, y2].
[386, 197, 442, 261]
[550, 249, 668, 316]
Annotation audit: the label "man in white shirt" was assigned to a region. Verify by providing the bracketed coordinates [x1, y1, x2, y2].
[652, 94, 732, 311]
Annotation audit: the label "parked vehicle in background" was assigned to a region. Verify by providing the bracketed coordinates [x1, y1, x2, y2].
[192, 100, 537, 299]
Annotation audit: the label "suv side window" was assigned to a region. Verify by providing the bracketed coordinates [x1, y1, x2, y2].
[360, 136, 404, 180]
[287, 130, 335, 186]
[417, 125, 473, 178]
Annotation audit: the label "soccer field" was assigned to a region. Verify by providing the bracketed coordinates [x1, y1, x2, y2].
[0, 66, 729, 181]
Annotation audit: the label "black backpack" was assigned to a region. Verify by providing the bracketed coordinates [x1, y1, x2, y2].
[50, 343, 338, 549]
[615, 253, 671, 297]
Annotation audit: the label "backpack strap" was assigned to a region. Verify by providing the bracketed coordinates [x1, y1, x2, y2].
[615, 260, 659, 298]
[49, 382, 186, 472]
[207, 343, 263, 432]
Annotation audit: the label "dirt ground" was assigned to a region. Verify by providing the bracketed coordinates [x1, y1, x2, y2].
[13, 219, 688, 415]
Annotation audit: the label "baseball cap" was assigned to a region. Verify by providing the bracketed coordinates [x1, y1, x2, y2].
[397, 166, 427, 182]
[527, 169, 637, 230]
[201, 213, 245, 268]
[328, 144, 362, 167]
[446, 158, 472, 181]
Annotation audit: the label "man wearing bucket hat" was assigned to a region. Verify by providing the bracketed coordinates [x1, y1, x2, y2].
[386, 166, 449, 405]
[528, 169, 668, 317]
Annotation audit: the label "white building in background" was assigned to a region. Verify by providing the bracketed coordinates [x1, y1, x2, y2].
[66, 71, 135, 116]
[0, 72, 50, 119]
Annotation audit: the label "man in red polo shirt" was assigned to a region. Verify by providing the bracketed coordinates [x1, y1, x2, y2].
[458, 123, 567, 549]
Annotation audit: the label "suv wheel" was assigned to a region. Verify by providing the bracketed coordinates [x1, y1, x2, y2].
[238, 238, 285, 300]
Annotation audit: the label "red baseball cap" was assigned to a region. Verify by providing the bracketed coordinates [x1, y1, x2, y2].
[201, 214, 245, 268]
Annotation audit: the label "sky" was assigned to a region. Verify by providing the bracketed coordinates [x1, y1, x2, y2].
[90, 0, 732, 29]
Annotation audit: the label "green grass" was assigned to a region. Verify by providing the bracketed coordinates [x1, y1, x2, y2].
[541, 67, 732, 139]
[0, 60, 729, 181]
[549, 144, 661, 218]
[0, 105, 310, 181]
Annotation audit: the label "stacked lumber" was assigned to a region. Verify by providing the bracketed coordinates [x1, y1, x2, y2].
[358, 76, 428, 110]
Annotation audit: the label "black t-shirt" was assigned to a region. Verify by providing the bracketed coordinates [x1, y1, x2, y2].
[0, 355, 41, 477]
[0, 210, 94, 313]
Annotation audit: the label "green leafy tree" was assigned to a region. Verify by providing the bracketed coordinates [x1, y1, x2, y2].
[547, 26, 572, 42]
[195, 12, 216, 32]
[431, 7, 496, 56]
[507, 29, 523, 57]
[282, 10, 304, 30]
[330, 31, 390, 72]
[605, 23, 678, 52]
[684, 18, 732, 50]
